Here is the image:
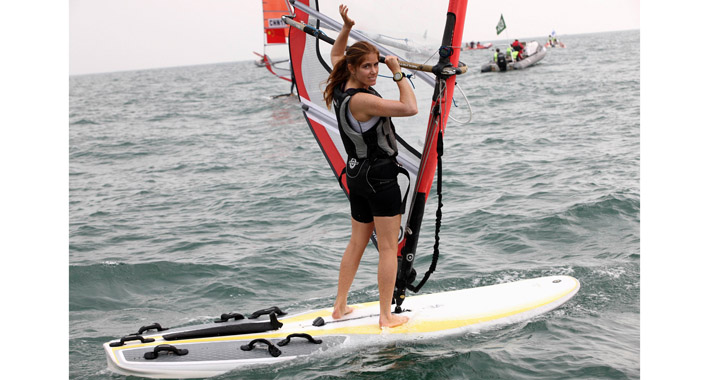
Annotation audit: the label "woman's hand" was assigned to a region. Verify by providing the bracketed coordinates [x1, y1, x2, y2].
[339, 4, 355, 28]
[384, 56, 401, 74]
[331, 4, 355, 66]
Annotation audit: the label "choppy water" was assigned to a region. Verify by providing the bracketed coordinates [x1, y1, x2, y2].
[69, 30, 639, 379]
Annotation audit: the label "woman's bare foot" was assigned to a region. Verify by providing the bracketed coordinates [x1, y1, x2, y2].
[332, 305, 354, 320]
[379, 313, 409, 328]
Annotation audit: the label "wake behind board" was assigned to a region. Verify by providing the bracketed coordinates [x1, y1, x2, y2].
[104, 275, 580, 379]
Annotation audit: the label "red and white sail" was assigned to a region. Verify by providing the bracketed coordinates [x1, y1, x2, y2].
[257, 0, 292, 82]
[287, 0, 468, 302]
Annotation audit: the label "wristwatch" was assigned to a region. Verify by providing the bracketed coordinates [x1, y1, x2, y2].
[392, 72, 404, 82]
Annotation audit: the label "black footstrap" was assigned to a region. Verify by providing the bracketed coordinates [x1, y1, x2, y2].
[240, 339, 282, 357]
[163, 312, 283, 341]
[143, 344, 188, 360]
[248, 306, 286, 319]
[109, 335, 155, 347]
[277, 333, 322, 347]
[215, 313, 245, 323]
[134, 323, 169, 335]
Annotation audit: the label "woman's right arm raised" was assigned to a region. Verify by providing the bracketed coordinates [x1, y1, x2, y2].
[331, 5, 355, 66]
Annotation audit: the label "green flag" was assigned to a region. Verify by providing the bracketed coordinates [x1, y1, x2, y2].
[496, 14, 506, 35]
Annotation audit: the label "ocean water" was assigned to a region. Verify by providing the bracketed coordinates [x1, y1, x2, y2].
[69, 30, 640, 379]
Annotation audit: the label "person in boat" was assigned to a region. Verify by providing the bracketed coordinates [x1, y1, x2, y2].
[493, 48, 508, 71]
[511, 39, 524, 61]
[470, 41, 476, 49]
[513, 41, 527, 60]
[511, 39, 522, 51]
[323, 4, 415, 329]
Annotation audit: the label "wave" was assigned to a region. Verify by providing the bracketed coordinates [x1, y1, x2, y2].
[194, 164, 234, 173]
[69, 261, 253, 312]
[70, 149, 150, 161]
[147, 112, 182, 122]
[71, 118, 99, 125]
[565, 193, 640, 221]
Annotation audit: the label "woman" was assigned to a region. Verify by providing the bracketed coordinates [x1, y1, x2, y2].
[323, 4, 417, 328]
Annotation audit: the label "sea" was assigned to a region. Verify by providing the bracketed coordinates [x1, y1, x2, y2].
[69, 30, 640, 379]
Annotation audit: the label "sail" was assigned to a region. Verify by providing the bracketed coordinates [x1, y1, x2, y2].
[253, 51, 292, 82]
[259, 0, 292, 81]
[361, 33, 434, 61]
[287, 0, 468, 306]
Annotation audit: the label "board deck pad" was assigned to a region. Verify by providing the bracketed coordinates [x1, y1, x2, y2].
[121, 336, 348, 363]
[105, 276, 580, 378]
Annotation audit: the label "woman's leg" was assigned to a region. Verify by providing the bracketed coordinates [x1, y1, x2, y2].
[373, 215, 409, 328]
[332, 218, 374, 319]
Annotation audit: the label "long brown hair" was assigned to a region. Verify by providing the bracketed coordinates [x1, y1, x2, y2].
[323, 41, 380, 109]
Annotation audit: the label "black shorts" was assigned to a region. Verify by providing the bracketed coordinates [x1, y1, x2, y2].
[346, 157, 403, 223]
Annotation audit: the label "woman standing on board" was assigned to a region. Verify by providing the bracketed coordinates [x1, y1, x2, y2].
[323, 4, 416, 328]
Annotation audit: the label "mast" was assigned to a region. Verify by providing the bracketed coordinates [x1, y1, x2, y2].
[394, 0, 468, 311]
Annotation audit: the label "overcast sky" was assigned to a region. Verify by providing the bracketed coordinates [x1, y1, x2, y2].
[69, 0, 640, 75]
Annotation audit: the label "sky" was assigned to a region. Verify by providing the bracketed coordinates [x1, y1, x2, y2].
[69, 0, 640, 75]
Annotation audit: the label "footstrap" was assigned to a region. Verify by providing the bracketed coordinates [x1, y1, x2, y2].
[143, 344, 188, 360]
[109, 335, 155, 347]
[277, 333, 322, 347]
[240, 339, 282, 357]
[134, 323, 169, 335]
[214, 313, 245, 323]
[248, 306, 286, 319]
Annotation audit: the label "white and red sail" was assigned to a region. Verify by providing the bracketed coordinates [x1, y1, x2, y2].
[256, 0, 292, 82]
[287, 0, 468, 305]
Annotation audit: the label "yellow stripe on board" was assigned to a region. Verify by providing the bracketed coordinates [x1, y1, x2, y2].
[389, 279, 579, 335]
[277, 301, 379, 324]
[111, 279, 579, 363]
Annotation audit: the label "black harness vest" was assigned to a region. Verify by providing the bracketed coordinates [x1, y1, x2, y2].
[333, 86, 399, 161]
[333, 85, 409, 205]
